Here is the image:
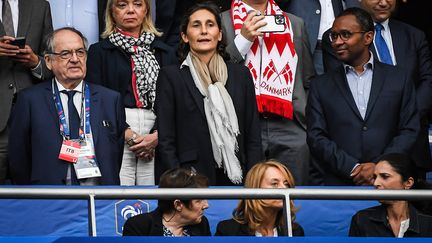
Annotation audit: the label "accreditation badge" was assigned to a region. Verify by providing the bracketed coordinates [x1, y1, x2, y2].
[73, 134, 101, 179]
[58, 139, 81, 163]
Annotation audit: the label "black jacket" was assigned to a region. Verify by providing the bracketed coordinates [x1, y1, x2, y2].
[349, 204, 432, 237]
[123, 208, 211, 236]
[155, 64, 262, 185]
[215, 218, 304, 236]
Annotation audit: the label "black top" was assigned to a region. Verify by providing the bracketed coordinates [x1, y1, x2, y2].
[123, 208, 211, 236]
[215, 218, 304, 236]
[349, 204, 432, 237]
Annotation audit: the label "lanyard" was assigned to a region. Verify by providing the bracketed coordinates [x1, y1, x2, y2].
[52, 80, 92, 140]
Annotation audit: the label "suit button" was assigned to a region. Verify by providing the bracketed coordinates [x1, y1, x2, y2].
[315, 9, 320, 14]
[362, 126, 368, 131]
[8, 83, 14, 89]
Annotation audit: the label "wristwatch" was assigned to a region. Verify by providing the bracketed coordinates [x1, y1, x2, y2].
[126, 133, 137, 146]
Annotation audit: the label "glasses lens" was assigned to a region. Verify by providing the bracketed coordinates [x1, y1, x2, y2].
[340, 31, 352, 41]
[59, 51, 72, 59]
[330, 32, 338, 42]
[76, 49, 86, 57]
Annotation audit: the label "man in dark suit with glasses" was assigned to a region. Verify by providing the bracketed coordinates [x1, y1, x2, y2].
[306, 7, 420, 185]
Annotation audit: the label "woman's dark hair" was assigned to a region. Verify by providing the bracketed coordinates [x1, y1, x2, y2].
[157, 168, 209, 213]
[377, 153, 418, 184]
[338, 7, 374, 32]
[177, 2, 230, 62]
[378, 153, 432, 215]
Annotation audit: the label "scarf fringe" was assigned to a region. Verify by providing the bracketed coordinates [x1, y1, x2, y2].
[257, 95, 294, 120]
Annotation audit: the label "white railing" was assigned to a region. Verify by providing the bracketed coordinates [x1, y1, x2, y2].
[1, 187, 431, 237]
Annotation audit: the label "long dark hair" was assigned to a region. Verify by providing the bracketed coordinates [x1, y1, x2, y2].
[377, 153, 432, 215]
[177, 2, 230, 62]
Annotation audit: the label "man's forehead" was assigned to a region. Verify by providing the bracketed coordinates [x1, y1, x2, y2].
[53, 30, 85, 49]
[333, 15, 360, 29]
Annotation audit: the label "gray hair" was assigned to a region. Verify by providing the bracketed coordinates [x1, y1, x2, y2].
[44, 27, 89, 54]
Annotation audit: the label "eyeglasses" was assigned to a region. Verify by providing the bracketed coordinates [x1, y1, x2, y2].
[329, 30, 366, 42]
[49, 48, 87, 59]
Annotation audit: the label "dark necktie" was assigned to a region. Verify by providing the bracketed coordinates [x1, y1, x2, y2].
[2, 0, 15, 37]
[62, 90, 80, 139]
[374, 23, 393, 65]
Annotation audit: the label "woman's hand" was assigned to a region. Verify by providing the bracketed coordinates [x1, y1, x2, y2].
[129, 131, 158, 160]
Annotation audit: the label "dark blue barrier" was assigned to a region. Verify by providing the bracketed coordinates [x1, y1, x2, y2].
[1, 237, 431, 243]
[0, 186, 378, 236]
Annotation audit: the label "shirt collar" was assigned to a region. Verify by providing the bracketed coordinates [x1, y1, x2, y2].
[375, 19, 390, 31]
[369, 204, 421, 235]
[55, 79, 83, 93]
[343, 52, 375, 74]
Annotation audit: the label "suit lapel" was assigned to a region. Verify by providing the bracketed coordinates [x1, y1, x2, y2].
[0, 20, 5, 36]
[89, 84, 101, 146]
[331, 0, 343, 16]
[45, 80, 61, 130]
[17, 0, 32, 37]
[364, 62, 386, 121]
[333, 66, 363, 120]
[181, 67, 206, 119]
[388, 19, 403, 64]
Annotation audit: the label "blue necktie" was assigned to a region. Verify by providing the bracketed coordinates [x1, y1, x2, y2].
[374, 23, 393, 65]
[62, 90, 80, 139]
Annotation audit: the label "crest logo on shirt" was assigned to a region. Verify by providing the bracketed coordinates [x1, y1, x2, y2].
[115, 200, 150, 235]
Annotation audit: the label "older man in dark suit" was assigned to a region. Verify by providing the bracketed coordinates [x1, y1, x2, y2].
[8, 27, 125, 185]
[322, 0, 432, 177]
[0, 0, 53, 183]
[307, 7, 420, 185]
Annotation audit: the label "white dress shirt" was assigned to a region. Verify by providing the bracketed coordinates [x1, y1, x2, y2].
[318, 0, 335, 40]
[48, 0, 99, 45]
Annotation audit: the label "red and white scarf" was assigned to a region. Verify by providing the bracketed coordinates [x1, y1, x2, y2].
[231, 0, 298, 119]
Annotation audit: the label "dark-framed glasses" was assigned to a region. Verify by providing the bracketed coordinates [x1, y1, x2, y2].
[49, 48, 87, 59]
[329, 30, 366, 42]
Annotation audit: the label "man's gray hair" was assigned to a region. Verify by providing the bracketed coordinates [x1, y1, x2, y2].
[44, 27, 89, 54]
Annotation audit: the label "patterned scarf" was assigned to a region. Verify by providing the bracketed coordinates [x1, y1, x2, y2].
[109, 30, 160, 108]
[231, 0, 298, 119]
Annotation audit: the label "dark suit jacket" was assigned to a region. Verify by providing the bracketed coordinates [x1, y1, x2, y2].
[349, 204, 432, 237]
[306, 61, 420, 185]
[155, 63, 262, 185]
[322, 19, 432, 170]
[8, 81, 125, 185]
[123, 207, 211, 236]
[215, 218, 304, 236]
[0, 0, 53, 131]
[221, 10, 315, 130]
[97, 0, 106, 41]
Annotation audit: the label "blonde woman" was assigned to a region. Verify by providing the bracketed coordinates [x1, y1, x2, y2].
[215, 160, 304, 236]
[86, 0, 176, 185]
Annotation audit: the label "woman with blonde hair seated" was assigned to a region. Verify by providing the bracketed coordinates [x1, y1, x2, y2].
[215, 160, 304, 236]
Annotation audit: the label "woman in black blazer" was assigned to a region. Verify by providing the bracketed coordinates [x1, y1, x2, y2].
[216, 160, 304, 236]
[155, 3, 262, 185]
[123, 168, 211, 236]
[349, 153, 432, 237]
